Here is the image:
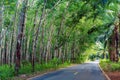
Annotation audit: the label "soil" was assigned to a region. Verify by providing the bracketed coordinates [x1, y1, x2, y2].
[106, 71, 120, 80]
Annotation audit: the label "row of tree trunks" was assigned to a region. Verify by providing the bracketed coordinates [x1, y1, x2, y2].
[54, 1, 71, 60]
[10, 0, 19, 67]
[1, 0, 119, 76]
[45, 23, 54, 63]
[0, 0, 82, 67]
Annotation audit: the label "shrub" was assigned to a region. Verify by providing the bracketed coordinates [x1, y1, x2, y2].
[0, 65, 14, 80]
[19, 63, 32, 74]
[100, 59, 120, 72]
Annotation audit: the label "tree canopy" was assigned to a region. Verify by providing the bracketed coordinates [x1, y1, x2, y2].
[0, 0, 120, 79]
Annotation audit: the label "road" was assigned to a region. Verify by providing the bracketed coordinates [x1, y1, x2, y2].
[30, 61, 106, 80]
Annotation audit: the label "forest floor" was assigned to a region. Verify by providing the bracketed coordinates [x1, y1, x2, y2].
[105, 71, 120, 80]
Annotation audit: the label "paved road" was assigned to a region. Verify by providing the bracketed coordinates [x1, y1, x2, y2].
[30, 61, 106, 80]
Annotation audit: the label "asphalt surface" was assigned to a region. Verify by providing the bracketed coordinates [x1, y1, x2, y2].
[30, 61, 106, 80]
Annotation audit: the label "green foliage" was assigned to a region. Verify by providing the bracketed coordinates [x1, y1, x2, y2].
[110, 63, 120, 71]
[50, 58, 62, 65]
[100, 59, 120, 72]
[0, 65, 14, 80]
[0, 59, 71, 80]
[19, 63, 32, 74]
[0, 0, 120, 79]
[89, 54, 96, 61]
[76, 54, 87, 63]
[35, 58, 69, 71]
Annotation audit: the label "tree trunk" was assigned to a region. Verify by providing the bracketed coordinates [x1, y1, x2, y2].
[108, 25, 119, 62]
[32, 0, 46, 72]
[115, 25, 119, 62]
[118, 14, 120, 56]
[0, 1, 4, 65]
[3, 37, 7, 64]
[15, 0, 28, 75]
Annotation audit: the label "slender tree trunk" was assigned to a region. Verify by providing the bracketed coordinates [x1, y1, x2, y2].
[118, 14, 120, 55]
[45, 23, 54, 62]
[26, 8, 39, 62]
[71, 41, 75, 63]
[15, 0, 28, 75]
[54, 2, 71, 61]
[0, 4, 2, 65]
[65, 43, 68, 61]
[11, 0, 19, 65]
[32, 0, 46, 72]
[0, 1, 4, 65]
[102, 41, 107, 59]
[62, 45, 65, 63]
[39, 14, 47, 64]
[10, 33, 14, 66]
[3, 37, 7, 64]
[40, 22, 44, 64]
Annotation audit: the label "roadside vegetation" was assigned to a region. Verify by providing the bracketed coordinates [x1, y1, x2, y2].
[0, 0, 120, 80]
[100, 59, 120, 80]
[100, 59, 120, 72]
[0, 60, 71, 80]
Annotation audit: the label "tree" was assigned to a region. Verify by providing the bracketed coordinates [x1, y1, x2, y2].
[108, 24, 119, 62]
[15, 0, 28, 75]
[32, 0, 46, 72]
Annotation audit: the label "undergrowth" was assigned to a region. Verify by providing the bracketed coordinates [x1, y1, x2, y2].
[0, 59, 71, 80]
[100, 59, 120, 72]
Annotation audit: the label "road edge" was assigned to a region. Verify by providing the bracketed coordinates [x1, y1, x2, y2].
[27, 64, 78, 80]
[98, 64, 111, 80]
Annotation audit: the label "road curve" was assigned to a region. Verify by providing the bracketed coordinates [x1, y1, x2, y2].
[30, 61, 106, 80]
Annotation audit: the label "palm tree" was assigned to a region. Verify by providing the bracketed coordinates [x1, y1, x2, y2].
[97, 1, 120, 62]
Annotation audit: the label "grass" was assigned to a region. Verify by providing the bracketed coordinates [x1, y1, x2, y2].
[99, 59, 120, 72]
[0, 60, 71, 80]
[0, 65, 14, 80]
[0, 57, 86, 80]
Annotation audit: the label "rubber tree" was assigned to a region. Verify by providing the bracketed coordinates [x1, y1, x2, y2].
[15, 0, 28, 75]
[0, 1, 3, 64]
[32, 0, 46, 72]
[118, 13, 120, 55]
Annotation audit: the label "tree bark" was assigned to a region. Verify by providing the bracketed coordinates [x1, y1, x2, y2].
[3, 37, 7, 64]
[108, 25, 119, 62]
[0, 1, 4, 65]
[118, 14, 120, 56]
[15, 0, 28, 75]
[32, 0, 46, 72]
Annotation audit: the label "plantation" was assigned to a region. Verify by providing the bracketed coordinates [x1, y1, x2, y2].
[0, 0, 120, 80]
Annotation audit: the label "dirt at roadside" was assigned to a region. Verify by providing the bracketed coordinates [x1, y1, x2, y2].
[106, 71, 120, 80]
